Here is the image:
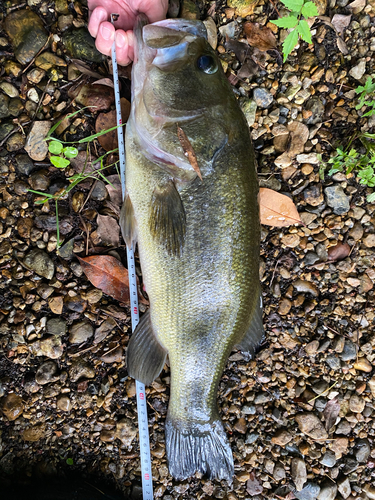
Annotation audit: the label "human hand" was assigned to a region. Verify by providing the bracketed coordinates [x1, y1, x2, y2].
[88, 0, 168, 65]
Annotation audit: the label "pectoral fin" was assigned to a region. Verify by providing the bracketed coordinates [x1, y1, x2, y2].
[236, 295, 264, 357]
[119, 193, 137, 249]
[127, 310, 167, 386]
[149, 180, 186, 256]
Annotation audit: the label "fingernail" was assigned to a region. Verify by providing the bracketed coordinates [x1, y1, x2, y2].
[101, 26, 112, 40]
[116, 32, 126, 48]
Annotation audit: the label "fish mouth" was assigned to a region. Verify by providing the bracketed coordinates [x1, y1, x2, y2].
[130, 16, 209, 175]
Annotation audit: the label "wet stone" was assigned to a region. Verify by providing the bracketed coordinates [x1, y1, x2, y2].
[35, 52, 67, 70]
[29, 336, 63, 359]
[354, 357, 372, 372]
[0, 122, 16, 142]
[101, 346, 123, 363]
[355, 439, 370, 463]
[305, 97, 325, 125]
[58, 238, 74, 260]
[7, 133, 25, 152]
[320, 451, 336, 467]
[274, 462, 286, 481]
[23, 249, 54, 279]
[69, 320, 94, 344]
[337, 477, 351, 499]
[253, 88, 274, 108]
[17, 218, 34, 239]
[15, 154, 35, 176]
[349, 394, 365, 413]
[272, 429, 293, 446]
[324, 186, 350, 215]
[317, 480, 337, 500]
[0, 393, 24, 421]
[35, 361, 59, 385]
[57, 396, 72, 412]
[25, 121, 51, 161]
[295, 413, 328, 440]
[340, 340, 357, 361]
[0, 82, 19, 98]
[23, 424, 45, 442]
[294, 483, 320, 500]
[304, 252, 320, 266]
[69, 360, 95, 382]
[28, 171, 50, 191]
[8, 98, 23, 117]
[91, 180, 108, 201]
[326, 355, 341, 371]
[304, 184, 324, 206]
[63, 28, 103, 63]
[47, 317, 67, 337]
[4, 10, 48, 65]
[115, 418, 137, 447]
[291, 458, 307, 491]
[293, 279, 319, 297]
[0, 94, 10, 119]
[27, 68, 46, 84]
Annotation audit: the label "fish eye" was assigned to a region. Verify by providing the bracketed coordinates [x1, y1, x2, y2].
[196, 55, 218, 74]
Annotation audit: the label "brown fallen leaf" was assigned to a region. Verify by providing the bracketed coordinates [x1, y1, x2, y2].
[96, 214, 120, 247]
[259, 188, 301, 227]
[327, 242, 350, 261]
[323, 397, 341, 432]
[78, 255, 130, 303]
[95, 97, 130, 151]
[244, 22, 277, 52]
[177, 125, 202, 180]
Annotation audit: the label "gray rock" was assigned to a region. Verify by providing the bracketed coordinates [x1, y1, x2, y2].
[46, 318, 67, 337]
[241, 98, 257, 127]
[335, 420, 351, 435]
[325, 355, 341, 371]
[57, 238, 74, 260]
[337, 477, 351, 499]
[69, 320, 93, 344]
[24, 121, 51, 161]
[242, 405, 257, 415]
[355, 439, 371, 463]
[57, 396, 72, 412]
[69, 360, 95, 382]
[253, 88, 274, 108]
[246, 432, 259, 443]
[349, 59, 366, 80]
[317, 480, 337, 500]
[8, 98, 24, 117]
[23, 249, 54, 279]
[15, 154, 35, 176]
[340, 340, 357, 361]
[35, 361, 59, 385]
[294, 482, 320, 500]
[324, 185, 350, 215]
[218, 21, 236, 39]
[304, 252, 320, 266]
[320, 451, 336, 467]
[0, 93, 10, 119]
[304, 184, 324, 206]
[273, 462, 286, 481]
[292, 458, 307, 491]
[91, 180, 108, 201]
[305, 97, 325, 125]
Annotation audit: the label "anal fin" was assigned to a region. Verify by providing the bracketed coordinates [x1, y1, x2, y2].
[236, 295, 264, 357]
[120, 193, 137, 249]
[149, 180, 186, 256]
[127, 310, 167, 386]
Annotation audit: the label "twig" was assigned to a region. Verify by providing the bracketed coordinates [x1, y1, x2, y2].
[308, 381, 337, 403]
[21, 34, 51, 75]
[30, 77, 52, 128]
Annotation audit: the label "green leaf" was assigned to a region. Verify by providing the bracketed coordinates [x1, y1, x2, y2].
[49, 140, 63, 155]
[367, 192, 375, 203]
[66, 458, 74, 465]
[271, 15, 298, 28]
[297, 19, 312, 43]
[282, 28, 299, 62]
[63, 146, 79, 158]
[281, 0, 304, 11]
[50, 156, 71, 169]
[301, 1, 318, 17]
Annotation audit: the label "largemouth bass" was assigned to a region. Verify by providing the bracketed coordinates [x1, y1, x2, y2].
[120, 15, 264, 481]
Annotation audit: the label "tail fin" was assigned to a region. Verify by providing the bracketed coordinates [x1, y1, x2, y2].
[165, 418, 234, 482]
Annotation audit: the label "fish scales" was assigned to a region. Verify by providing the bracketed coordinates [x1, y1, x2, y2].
[121, 16, 263, 481]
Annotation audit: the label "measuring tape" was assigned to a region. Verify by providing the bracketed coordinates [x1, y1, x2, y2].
[111, 14, 154, 500]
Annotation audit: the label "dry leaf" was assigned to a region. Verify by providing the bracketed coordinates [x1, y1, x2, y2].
[78, 255, 130, 303]
[331, 14, 351, 35]
[71, 59, 103, 79]
[323, 397, 341, 432]
[244, 22, 277, 51]
[96, 214, 120, 247]
[327, 242, 350, 261]
[93, 78, 115, 88]
[177, 125, 202, 180]
[259, 188, 301, 227]
[95, 98, 130, 151]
